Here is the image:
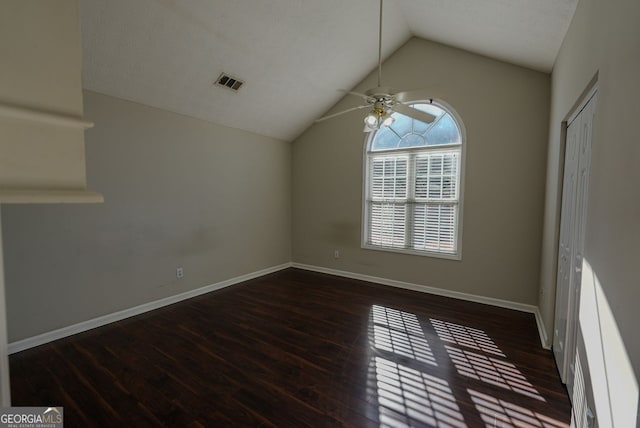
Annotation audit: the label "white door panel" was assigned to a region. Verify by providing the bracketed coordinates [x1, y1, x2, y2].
[554, 92, 597, 394]
[554, 107, 580, 381]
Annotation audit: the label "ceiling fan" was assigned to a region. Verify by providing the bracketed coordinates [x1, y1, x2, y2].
[315, 0, 436, 131]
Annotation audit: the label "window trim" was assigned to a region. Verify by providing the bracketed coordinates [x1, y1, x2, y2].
[360, 99, 466, 260]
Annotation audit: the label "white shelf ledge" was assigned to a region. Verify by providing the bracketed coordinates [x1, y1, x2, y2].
[0, 190, 103, 204]
[0, 101, 94, 129]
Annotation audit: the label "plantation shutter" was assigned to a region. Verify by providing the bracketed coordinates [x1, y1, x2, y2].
[366, 150, 460, 255]
[367, 156, 408, 248]
[412, 152, 459, 254]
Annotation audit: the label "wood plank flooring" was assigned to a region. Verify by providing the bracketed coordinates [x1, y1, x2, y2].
[10, 268, 571, 427]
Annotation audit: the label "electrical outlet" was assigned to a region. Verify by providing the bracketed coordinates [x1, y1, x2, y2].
[334, 250, 340, 259]
[176, 267, 184, 279]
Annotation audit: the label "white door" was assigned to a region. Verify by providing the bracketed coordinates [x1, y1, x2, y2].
[553, 111, 580, 382]
[553, 91, 597, 395]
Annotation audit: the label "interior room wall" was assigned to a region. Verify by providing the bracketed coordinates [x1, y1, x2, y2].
[292, 37, 550, 306]
[539, 0, 639, 424]
[2, 90, 292, 342]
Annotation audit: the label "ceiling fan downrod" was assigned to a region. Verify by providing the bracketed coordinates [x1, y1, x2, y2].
[377, 0, 383, 88]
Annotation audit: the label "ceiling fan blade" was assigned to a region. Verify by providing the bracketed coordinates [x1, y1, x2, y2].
[339, 89, 370, 101]
[394, 90, 422, 103]
[393, 103, 436, 124]
[315, 104, 370, 123]
[394, 88, 441, 103]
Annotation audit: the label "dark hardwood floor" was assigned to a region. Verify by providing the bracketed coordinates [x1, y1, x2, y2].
[10, 268, 571, 427]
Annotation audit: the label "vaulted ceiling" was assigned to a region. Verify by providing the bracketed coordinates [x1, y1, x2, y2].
[81, 0, 577, 141]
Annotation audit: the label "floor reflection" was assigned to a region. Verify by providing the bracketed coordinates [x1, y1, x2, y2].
[371, 305, 437, 365]
[369, 356, 465, 428]
[445, 345, 544, 401]
[468, 389, 567, 428]
[431, 318, 505, 357]
[366, 305, 568, 428]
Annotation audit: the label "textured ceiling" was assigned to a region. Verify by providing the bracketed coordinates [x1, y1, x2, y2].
[400, 0, 578, 73]
[80, 0, 577, 141]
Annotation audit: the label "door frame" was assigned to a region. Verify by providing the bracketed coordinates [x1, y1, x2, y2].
[0, 207, 11, 405]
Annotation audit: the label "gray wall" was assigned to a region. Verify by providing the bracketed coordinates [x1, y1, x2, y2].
[292, 38, 550, 305]
[2, 90, 291, 342]
[538, 0, 640, 423]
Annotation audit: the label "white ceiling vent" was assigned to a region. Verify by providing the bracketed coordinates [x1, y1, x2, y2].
[215, 72, 244, 91]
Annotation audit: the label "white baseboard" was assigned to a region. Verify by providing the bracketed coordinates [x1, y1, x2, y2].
[8, 262, 292, 354]
[8, 261, 550, 353]
[292, 262, 549, 349]
[534, 308, 551, 349]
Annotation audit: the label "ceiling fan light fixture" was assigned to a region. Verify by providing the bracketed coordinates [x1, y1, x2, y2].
[381, 112, 394, 127]
[364, 111, 380, 128]
[364, 106, 394, 130]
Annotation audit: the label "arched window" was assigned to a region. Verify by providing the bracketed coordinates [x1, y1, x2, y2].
[363, 101, 465, 259]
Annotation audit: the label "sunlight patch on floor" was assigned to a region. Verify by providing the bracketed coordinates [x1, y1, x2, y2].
[468, 389, 568, 428]
[446, 345, 544, 401]
[371, 356, 466, 428]
[371, 305, 436, 365]
[431, 318, 505, 357]
[367, 305, 567, 427]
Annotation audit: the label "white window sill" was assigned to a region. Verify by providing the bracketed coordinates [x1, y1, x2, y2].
[361, 243, 462, 261]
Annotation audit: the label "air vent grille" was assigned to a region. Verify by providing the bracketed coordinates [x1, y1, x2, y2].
[215, 73, 244, 91]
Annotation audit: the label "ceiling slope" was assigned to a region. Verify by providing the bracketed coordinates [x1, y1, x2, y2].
[397, 0, 578, 73]
[81, 0, 411, 141]
[80, 0, 576, 142]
